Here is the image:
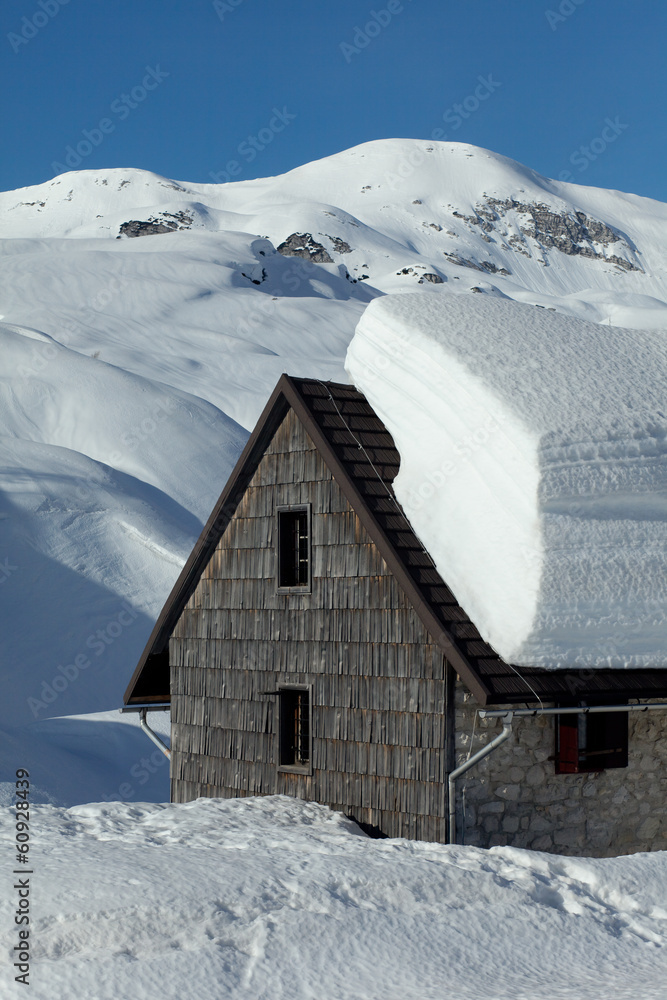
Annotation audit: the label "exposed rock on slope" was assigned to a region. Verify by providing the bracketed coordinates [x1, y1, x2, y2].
[329, 235, 353, 253]
[277, 232, 333, 263]
[118, 211, 193, 238]
[443, 252, 511, 275]
[454, 197, 641, 271]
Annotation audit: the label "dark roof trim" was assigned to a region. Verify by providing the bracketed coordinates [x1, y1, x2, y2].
[125, 374, 487, 704]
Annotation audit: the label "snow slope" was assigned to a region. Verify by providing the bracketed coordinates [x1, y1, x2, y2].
[3, 141, 667, 326]
[1, 796, 666, 1000]
[1, 139, 667, 802]
[347, 294, 667, 667]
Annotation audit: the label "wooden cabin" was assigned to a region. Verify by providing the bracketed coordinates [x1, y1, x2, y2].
[125, 376, 667, 855]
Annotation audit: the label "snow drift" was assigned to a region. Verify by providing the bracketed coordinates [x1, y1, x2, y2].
[346, 293, 667, 668]
[1, 796, 665, 1000]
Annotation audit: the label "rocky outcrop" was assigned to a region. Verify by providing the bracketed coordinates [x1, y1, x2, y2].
[119, 220, 174, 237]
[443, 252, 510, 275]
[453, 198, 641, 272]
[118, 211, 193, 238]
[328, 236, 352, 254]
[277, 233, 333, 263]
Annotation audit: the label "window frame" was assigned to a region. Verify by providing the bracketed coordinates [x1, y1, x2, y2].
[555, 707, 629, 774]
[277, 683, 313, 775]
[276, 503, 312, 594]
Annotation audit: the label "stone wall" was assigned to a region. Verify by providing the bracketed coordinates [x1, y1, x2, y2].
[454, 681, 667, 856]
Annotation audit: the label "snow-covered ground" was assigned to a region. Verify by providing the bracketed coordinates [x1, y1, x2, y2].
[347, 293, 667, 668]
[1, 796, 666, 1000]
[1, 138, 667, 804]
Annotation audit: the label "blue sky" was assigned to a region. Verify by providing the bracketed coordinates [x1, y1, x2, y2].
[1, 0, 665, 200]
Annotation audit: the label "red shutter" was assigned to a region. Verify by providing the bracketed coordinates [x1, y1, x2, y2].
[556, 715, 579, 774]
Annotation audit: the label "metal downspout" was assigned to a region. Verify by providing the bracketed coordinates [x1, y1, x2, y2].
[139, 708, 171, 759]
[443, 663, 456, 842]
[448, 713, 513, 845]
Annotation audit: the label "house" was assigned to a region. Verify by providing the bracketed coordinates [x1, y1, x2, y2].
[124, 374, 667, 855]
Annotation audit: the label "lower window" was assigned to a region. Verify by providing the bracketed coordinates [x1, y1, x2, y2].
[278, 686, 312, 773]
[555, 709, 628, 773]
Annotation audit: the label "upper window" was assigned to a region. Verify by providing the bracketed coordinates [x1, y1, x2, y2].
[555, 710, 628, 774]
[277, 505, 310, 591]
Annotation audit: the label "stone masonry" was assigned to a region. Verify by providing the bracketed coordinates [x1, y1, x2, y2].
[454, 681, 667, 856]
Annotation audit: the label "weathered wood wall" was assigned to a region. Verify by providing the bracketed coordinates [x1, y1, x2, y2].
[170, 407, 451, 841]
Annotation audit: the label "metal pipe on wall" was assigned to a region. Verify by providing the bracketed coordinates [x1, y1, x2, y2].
[448, 713, 513, 845]
[479, 703, 667, 719]
[139, 707, 171, 759]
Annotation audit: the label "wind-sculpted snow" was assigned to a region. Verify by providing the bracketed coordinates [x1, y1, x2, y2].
[0, 322, 247, 732]
[347, 293, 667, 667]
[0, 318, 247, 802]
[0, 796, 665, 999]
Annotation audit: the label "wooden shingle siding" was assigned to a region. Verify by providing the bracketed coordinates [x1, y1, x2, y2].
[170, 407, 449, 841]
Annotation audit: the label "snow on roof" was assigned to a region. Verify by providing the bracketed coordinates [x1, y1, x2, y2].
[346, 292, 667, 669]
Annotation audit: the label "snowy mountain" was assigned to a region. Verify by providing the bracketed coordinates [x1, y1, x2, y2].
[1, 138, 667, 805]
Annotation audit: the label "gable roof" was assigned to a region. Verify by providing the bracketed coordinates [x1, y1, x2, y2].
[124, 375, 667, 707]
